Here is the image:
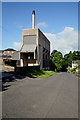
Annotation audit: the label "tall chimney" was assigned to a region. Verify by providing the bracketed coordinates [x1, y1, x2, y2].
[32, 10, 35, 29]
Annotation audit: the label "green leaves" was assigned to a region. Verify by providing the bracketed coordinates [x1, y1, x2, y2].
[51, 50, 63, 72]
[50, 50, 80, 72]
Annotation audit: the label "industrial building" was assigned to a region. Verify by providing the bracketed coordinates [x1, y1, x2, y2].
[13, 11, 50, 69]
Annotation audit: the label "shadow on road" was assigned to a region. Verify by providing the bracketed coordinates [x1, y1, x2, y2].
[2, 84, 11, 91]
[2, 71, 26, 91]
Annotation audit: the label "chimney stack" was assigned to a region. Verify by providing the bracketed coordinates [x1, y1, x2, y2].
[32, 10, 35, 29]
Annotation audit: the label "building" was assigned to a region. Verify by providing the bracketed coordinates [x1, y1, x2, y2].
[2, 48, 16, 60]
[72, 60, 80, 72]
[72, 60, 80, 69]
[0, 50, 4, 57]
[13, 11, 50, 69]
[0, 48, 16, 65]
[0, 48, 16, 60]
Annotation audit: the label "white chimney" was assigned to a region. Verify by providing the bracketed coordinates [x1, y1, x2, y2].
[32, 10, 35, 29]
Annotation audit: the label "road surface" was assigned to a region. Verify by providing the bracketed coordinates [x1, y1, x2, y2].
[2, 72, 78, 118]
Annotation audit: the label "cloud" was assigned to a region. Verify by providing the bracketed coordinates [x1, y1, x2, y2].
[44, 27, 78, 55]
[14, 42, 22, 50]
[36, 22, 48, 28]
[13, 27, 78, 55]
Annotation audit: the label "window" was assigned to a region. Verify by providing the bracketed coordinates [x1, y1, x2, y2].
[28, 54, 30, 60]
[39, 44, 41, 58]
[43, 54, 44, 59]
[46, 54, 47, 59]
[7, 51, 9, 53]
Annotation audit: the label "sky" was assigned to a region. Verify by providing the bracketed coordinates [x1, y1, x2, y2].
[2, 2, 78, 55]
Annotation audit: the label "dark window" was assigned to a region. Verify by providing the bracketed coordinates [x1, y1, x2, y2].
[28, 54, 30, 60]
[46, 54, 47, 59]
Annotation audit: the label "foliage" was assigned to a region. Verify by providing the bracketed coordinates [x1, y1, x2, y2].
[50, 50, 58, 60]
[72, 51, 80, 60]
[78, 69, 80, 75]
[50, 50, 80, 72]
[64, 51, 73, 67]
[50, 50, 65, 72]
[52, 51, 63, 72]
[75, 61, 80, 69]
[67, 66, 71, 72]
[70, 68, 76, 73]
[26, 70, 56, 78]
[64, 51, 80, 67]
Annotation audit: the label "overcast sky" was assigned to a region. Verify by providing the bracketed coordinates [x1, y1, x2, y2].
[2, 2, 78, 55]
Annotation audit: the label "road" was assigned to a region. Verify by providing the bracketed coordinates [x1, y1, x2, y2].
[2, 72, 78, 118]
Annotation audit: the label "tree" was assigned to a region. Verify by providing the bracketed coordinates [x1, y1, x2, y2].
[61, 58, 68, 72]
[64, 51, 80, 67]
[51, 51, 63, 72]
[72, 51, 80, 60]
[64, 51, 73, 67]
[50, 50, 80, 72]
[50, 50, 58, 60]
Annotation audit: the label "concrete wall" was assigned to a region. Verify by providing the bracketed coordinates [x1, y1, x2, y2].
[15, 66, 40, 74]
[22, 28, 38, 65]
[23, 35, 36, 44]
[38, 29, 50, 69]
[22, 29, 38, 46]
[21, 28, 50, 69]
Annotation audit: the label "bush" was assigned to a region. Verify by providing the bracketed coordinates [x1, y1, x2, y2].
[67, 66, 77, 74]
[69, 68, 77, 74]
[72, 71, 76, 74]
[67, 66, 71, 72]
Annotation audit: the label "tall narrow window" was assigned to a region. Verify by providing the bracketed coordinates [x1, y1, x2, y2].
[28, 54, 30, 60]
[39, 44, 41, 59]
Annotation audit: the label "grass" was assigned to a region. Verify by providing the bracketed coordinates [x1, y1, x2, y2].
[26, 70, 56, 78]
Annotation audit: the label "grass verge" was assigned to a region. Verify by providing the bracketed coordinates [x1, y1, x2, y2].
[26, 70, 57, 78]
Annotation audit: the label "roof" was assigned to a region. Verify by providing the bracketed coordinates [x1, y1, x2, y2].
[2, 55, 11, 58]
[4, 48, 16, 51]
[21, 44, 36, 52]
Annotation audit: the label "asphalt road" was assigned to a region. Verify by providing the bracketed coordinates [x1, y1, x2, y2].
[2, 72, 78, 118]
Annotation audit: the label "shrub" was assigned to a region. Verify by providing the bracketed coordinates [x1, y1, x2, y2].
[69, 68, 77, 74]
[67, 66, 71, 72]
